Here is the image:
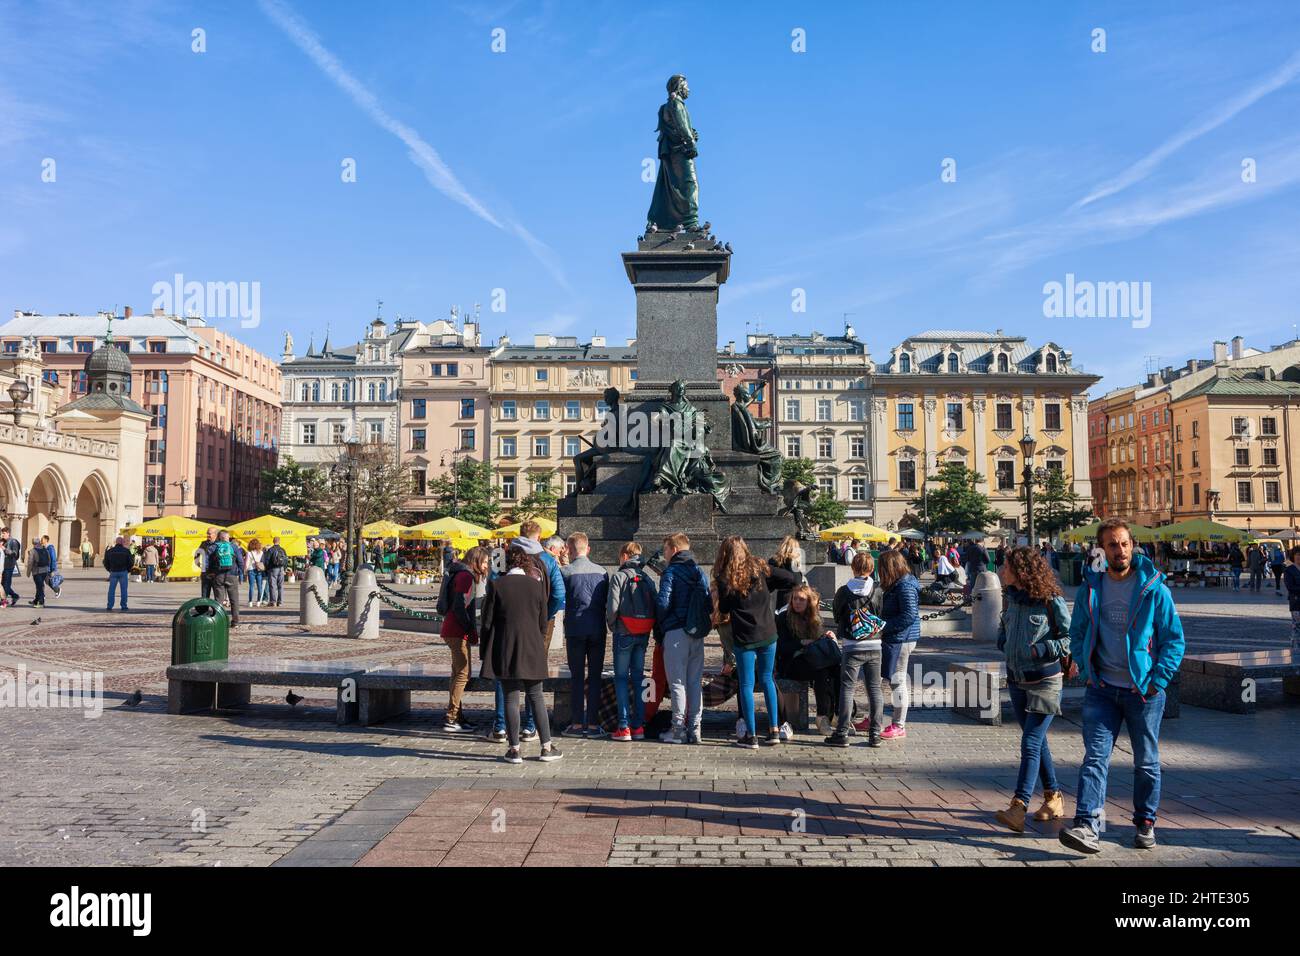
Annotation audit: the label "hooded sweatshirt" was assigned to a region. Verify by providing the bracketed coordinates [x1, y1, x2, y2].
[510, 536, 565, 619]
[832, 575, 883, 649]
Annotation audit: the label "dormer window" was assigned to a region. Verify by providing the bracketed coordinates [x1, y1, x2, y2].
[947, 353, 959, 374]
[1046, 353, 1058, 373]
[997, 353, 1009, 373]
[899, 354, 911, 373]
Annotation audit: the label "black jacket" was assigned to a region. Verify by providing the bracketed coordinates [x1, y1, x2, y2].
[479, 572, 550, 681]
[832, 577, 884, 642]
[103, 545, 134, 574]
[767, 557, 802, 611]
[716, 566, 798, 651]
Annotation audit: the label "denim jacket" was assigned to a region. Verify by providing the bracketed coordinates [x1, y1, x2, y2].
[997, 587, 1071, 683]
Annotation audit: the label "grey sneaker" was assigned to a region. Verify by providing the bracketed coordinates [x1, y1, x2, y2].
[1059, 824, 1103, 855]
[660, 727, 685, 744]
[561, 725, 586, 738]
[584, 726, 607, 739]
[502, 748, 523, 765]
[538, 744, 564, 762]
[483, 727, 507, 742]
[519, 728, 539, 742]
[685, 728, 701, 745]
[1133, 821, 1157, 849]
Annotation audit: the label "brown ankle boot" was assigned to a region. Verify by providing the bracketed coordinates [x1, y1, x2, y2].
[1032, 789, 1065, 821]
[995, 798, 1028, 833]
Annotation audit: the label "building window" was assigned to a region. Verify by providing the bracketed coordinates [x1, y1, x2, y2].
[945, 402, 963, 431]
[300, 382, 310, 402]
[461, 398, 475, 419]
[411, 398, 426, 419]
[596, 400, 610, 419]
[947, 354, 958, 373]
[996, 460, 1014, 491]
[332, 423, 345, 444]
[1237, 481, 1253, 504]
[500, 436, 517, 457]
[996, 402, 1013, 430]
[785, 436, 802, 458]
[899, 354, 911, 373]
[368, 382, 377, 402]
[301, 423, 316, 445]
[850, 435, 865, 458]
[501, 400, 517, 420]
[850, 477, 867, 501]
[1266, 481, 1281, 504]
[565, 473, 578, 496]
[1177, 485, 1184, 507]
[501, 474, 517, 499]
[1191, 450, 1199, 469]
[150, 404, 168, 428]
[368, 421, 383, 442]
[1045, 403, 1061, 431]
[898, 460, 916, 492]
[149, 341, 166, 353]
[1235, 447, 1249, 467]
[1046, 459, 1063, 474]
[1262, 417, 1277, 436]
[411, 470, 426, 496]
[531, 474, 551, 494]
[1232, 417, 1248, 436]
[1264, 447, 1278, 467]
[146, 475, 163, 504]
[533, 400, 550, 421]
[460, 428, 475, 451]
[848, 400, 864, 422]
[148, 439, 166, 464]
[76, 340, 93, 353]
[412, 429, 427, 451]
[997, 353, 1009, 373]
[1193, 483, 1200, 505]
[785, 398, 800, 421]
[897, 403, 914, 431]
[816, 399, 832, 422]
[1046, 353, 1058, 373]
[533, 436, 550, 457]
[565, 400, 581, 421]
[817, 477, 834, 497]
[74, 371, 88, 394]
[564, 436, 581, 457]
[817, 436, 833, 459]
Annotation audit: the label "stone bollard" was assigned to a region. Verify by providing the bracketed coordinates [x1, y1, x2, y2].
[971, 570, 1003, 643]
[347, 566, 380, 640]
[299, 565, 329, 627]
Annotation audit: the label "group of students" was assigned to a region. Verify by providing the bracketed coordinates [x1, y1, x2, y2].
[0, 527, 63, 608]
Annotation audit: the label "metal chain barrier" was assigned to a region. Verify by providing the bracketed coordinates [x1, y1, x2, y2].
[306, 584, 349, 614]
[921, 596, 972, 622]
[375, 591, 442, 621]
[375, 580, 441, 602]
[352, 589, 380, 632]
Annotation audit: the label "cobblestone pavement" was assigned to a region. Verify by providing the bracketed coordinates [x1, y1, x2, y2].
[1, 568, 1297, 866]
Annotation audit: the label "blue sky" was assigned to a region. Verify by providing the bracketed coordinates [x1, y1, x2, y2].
[2, 0, 1298, 391]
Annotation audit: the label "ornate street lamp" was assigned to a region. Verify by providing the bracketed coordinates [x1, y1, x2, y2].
[1019, 430, 1038, 543]
[333, 439, 363, 587]
[8, 378, 31, 426]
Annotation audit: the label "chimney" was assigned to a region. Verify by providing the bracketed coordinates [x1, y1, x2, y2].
[726, 340, 736, 354]
[124, 306, 133, 320]
[1231, 335, 1244, 360]
[463, 321, 478, 346]
[533, 333, 554, 348]
[626, 338, 636, 347]
[591, 335, 606, 347]
[1213, 341, 1228, 363]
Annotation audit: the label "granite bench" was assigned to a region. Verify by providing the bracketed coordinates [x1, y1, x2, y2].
[1179, 649, 1300, 714]
[166, 657, 368, 724]
[946, 659, 1181, 725]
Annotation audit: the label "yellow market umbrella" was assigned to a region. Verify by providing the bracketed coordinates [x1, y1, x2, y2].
[226, 515, 319, 541]
[494, 517, 557, 540]
[1155, 518, 1254, 543]
[818, 521, 892, 542]
[123, 515, 216, 539]
[405, 517, 493, 540]
[1065, 520, 1158, 543]
[361, 520, 410, 538]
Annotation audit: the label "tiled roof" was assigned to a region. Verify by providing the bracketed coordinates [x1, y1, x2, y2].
[879, 330, 1070, 374]
[1179, 374, 1300, 399]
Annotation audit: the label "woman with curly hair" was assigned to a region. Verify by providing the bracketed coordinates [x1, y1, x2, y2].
[713, 535, 798, 748]
[993, 546, 1072, 832]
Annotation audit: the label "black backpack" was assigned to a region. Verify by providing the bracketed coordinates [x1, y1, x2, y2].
[683, 568, 713, 639]
[263, 546, 285, 570]
[33, 546, 51, 571]
[436, 561, 470, 616]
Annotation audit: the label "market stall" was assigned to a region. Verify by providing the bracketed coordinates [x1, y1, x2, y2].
[1155, 518, 1255, 587]
[121, 516, 220, 580]
[226, 515, 317, 558]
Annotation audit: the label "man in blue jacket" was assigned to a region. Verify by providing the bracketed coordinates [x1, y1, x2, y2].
[1060, 517, 1185, 855]
[655, 532, 710, 745]
[560, 532, 609, 737]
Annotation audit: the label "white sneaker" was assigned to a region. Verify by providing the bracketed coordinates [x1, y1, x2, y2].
[659, 727, 685, 743]
[734, 717, 747, 740]
[779, 721, 794, 741]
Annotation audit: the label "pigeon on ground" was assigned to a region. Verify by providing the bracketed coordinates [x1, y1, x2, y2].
[285, 690, 304, 707]
[30, 617, 40, 625]
[122, 689, 143, 707]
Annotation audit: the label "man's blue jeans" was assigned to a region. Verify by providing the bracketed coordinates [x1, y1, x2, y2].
[735, 641, 779, 734]
[1074, 683, 1165, 834]
[107, 570, 129, 609]
[494, 680, 535, 734]
[565, 630, 607, 727]
[613, 632, 649, 730]
[1009, 683, 1059, 804]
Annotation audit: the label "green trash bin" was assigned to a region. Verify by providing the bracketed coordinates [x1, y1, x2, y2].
[171, 598, 230, 665]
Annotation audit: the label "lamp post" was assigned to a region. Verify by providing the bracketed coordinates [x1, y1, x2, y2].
[7, 378, 30, 426]
[333, 440, 362, 587]
[1020, 430, 1038, 544]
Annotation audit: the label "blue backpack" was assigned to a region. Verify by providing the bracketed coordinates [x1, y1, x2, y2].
[683, 569, 713, 639]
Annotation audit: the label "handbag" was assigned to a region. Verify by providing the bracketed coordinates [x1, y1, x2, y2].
[1046, 603, 1079, 680]
[797, 635, 842, 670]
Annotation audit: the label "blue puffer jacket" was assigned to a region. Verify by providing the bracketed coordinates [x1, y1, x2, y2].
[656, 550, 708, 632]
[879, 574, 921, 644]
[1068, 551, 1185, 693]
[560, 555, 609, 637]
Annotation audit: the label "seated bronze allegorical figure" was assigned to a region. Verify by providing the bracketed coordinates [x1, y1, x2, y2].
[730, 382, 782, 494]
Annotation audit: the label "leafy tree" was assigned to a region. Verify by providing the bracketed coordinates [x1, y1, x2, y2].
[780, 457, 848, 529]
[260, 456, 331, 525]
[912, 462, 1001, 534]
[424, 459, 501, 528]
[512, 470, 559, 521]
[311, 442, 415, 529]
[1033, 467, 1093, 538]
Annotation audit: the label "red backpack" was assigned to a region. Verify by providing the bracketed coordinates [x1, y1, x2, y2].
[617, 569, 656, 635]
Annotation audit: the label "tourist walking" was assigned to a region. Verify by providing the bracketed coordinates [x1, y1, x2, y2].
[1227, 542, 1245, 591]
[81, 538, 93, 568]
[1059, 518, 1185, 855]
[826, 551, 884, 747]
[103, 536, 134, 611]
[26, 537, 52, 607]
[606, 541, 658, 742]
[775, 583, 840, 737]
[479, 546, 563, 764]
[1269, 543, 1286, 595]
[878, 549, 921, 740]
[1247, 544, 1266, 593]
[655, 532, 711, 744]
[263, 537, 288, 607]
[142, 541, 159, 582]
[713, 535, 798, 748]
[245, 539, 267, 606]
[195, 527, 219, 598]
[559, 532, 609, 738]
[993, 546, 1071, 832]
[209, 530, 242, 627]
[1, 528, 21, 607]
[440, 546, 489, 733]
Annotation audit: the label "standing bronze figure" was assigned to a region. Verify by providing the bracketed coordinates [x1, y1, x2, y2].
[646, 74, 700, 231]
